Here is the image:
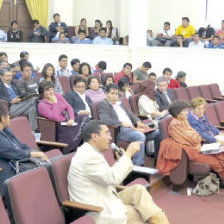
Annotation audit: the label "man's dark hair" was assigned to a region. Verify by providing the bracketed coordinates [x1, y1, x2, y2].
[20, 51, 29, 58]
[71, 58, 80, 66]
[148, 72, 157, 77]
[73, 76, 86, 86]
[21, 62, 32, 72]
[0, 52, 7, 58]
[163, 67, 172, 74]
[58, 54, 67, 62]
[38, 81, 55, 99]
[11, 20, 18, 26]
[213, 35, 220, 40]
[53, 13, 60, 18]
[164, 22, 170, 26]
[105, 83, 119, 93]
[0, 68, 11, 77]
[99, 27, 107, 33]
[98, 61, 107, 70]
[168, 100, 189, 118]
[0, 102, 9, 122]
[32, 19, 39, 25]
[142, 61, 151, 68]
[182, 17, 190, 23]
[82, 119, 104, 142]
[78, 29, 86, 35]
[118, 77, 130, 90]
[123, 63, 132, 69]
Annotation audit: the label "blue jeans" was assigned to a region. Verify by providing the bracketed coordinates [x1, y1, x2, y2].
[118, 127, 146, 165]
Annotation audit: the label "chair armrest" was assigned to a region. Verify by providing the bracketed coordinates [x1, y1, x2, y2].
[37, 117, 57, 123]
[205, 99, 217, 103]
[137, 114, 148, 119]
[216, 126, 224, 130]
[62, 200, 103, 212]
[213, 97, 224, 100]
[36, 140, 68, 148]
[116, 185, 127, 192]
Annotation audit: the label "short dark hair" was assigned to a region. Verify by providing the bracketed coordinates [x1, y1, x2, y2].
[79, 62, 92, 75]
[78, 29, 86, 35]
[82, 119, 104, 142]
[73, 76, 87, 86]
[164, 22, 170, 26]
[58, 54, 67, 61]
[99, 27, 107, 32]
[123, 63, 132, 69]
[87, 75, 100, 88]
[142, 61, 151, 68]
[0, 52, 7, 58]
[20, 51, 29, 58]
[0, 68, 11, 76]
[80, 18, 86, 23]
[182, 17, 190, 22]
[148, 72, 157, 77]
[168, 100, 189, 118]
[59, 32, 66, 37]
[103, 74, 114, 86]
[105, 83, 119, 93]
[21, 62, 32, 72]
[213, 35, 220, 40]
[11, 20, 18, 26]
[32, 19, 39, 25]
[118, 77, 130, 90]
[176, 71, 186, 80]
[71, 58, 80, 66]
[38, 81, 55, 99]
[95, 19, 102, 26]
[163, 67, 172, 74]
[98, 61, 107, 70]
[0, 102, 9, 122]
[53, 13, 60, 18]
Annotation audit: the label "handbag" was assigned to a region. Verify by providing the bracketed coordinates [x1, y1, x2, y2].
[192, 173, 220, 196]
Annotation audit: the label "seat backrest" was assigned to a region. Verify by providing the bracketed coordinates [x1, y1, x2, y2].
[204, 103, 220, 126]
[129, 84, 139, 94]
[198, 85, 213, 100]
[90, 102, 100, 120]
[214, 101, 224, 121]
[101, 72, 113, 85]
[5, 167, 65, 224]
[209, 83, 222, 98]
[67, 26, 76, 39]
[58, 76, 71, 95]
[36, 72, 43, 83]
[69, 75, 77, 90]
[186, 86, 201, 100]
[173, 87, 190, 103]
[159, 116, 172, 139]
[0, 196, 10, 224]
[120, 97, 132, 111]
[10, 117, 38, 150]
[73, 216, 95, 224]
[129, 95, 140, 115]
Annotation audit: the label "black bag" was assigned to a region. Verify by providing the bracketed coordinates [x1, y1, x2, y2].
[13, 158, 47, 174]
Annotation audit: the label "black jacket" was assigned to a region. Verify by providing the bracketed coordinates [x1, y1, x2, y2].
[155, 88, 175, 111]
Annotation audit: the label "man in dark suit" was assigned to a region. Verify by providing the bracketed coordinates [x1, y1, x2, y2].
[98, 83, 148, 165]
[155, 76, 175, 111]
[64, 76, 92, 117]
[49, 13, 68, 41]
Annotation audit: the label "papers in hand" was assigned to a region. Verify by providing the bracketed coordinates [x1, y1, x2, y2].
[133, 165, 158, 175]
[201, 143, 224, 154]
[60, 122, 77, 126]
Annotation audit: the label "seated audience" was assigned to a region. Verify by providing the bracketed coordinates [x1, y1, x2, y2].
[167, 100, 224, 185]
[176, 71, 187, 87]
[79, 62, 92, 79]
[64, 76, 92, 116]
[148, 72, 157, 83]
[15, 58, 36, 80]
[49, 13, 68, 41]
[0, 103, 49, 197]
[156, 22, 175, 46]
[215, 20, 224, 45]
[114, 63, 133, 84]
[93, 61, 107, 75]
[176, 35, 184, 47]
[38, 81, 86, 153]
[71, 58, 80, 75]
[93, 27, 113, 45]
[155, 76, 175, 111]
[75, 18, 89, 37]
[98, 84, 148, 166]
[29, 19, 48, 43]
[106, 20, 119, 45]
[39, 63, 63, 94]
[0, 52, 8, 61]
[198, 22, 215, 47]
[188, 33, 205, 48]
[146, 30, 157, 46]
[55, 54, 72, 77]
[67, 119, 169, 224]
[172, 17, 195, 47]
[188, 97, 224, 144]
[102, 74, 114, 91]
[207, 36, 224, 49]
[0, 68, 38, 131]
[17, 62, 38, 93]
[7, 21, 23, 42]
[0, 29, 7, 42]
[0, 60, 9, 69]
[118, 77, 134, 98]
[163, 67, 181, 89]
[90, 19, 102, 40]
[74, 30, 92, 44]
[53, 32, 70, 43]
[85, 76, 106, 103]
[133, 61, 151, 84]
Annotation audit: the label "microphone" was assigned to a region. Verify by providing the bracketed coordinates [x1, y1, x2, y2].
[111, 143, 123, 156]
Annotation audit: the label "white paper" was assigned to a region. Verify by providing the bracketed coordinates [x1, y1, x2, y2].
[60, 122, 77, 126]
[201, 142, 224, 154]
[133, 165, 158, 175]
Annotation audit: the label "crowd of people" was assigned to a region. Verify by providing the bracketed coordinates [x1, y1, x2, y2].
[1, 14, 224, 48]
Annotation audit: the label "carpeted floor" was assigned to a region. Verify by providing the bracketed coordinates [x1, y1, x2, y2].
[152, 184, 224, 224]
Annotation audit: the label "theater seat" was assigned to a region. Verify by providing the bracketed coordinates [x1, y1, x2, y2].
[100, 72, 113, 85]
[58, 76, 71, 95]
[0, 196, 10, 224]
[209, 83, 224, 100]
[173, 87, 190, 103]
[186, 86, 201, 100]
[198, 85, 217, 103]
